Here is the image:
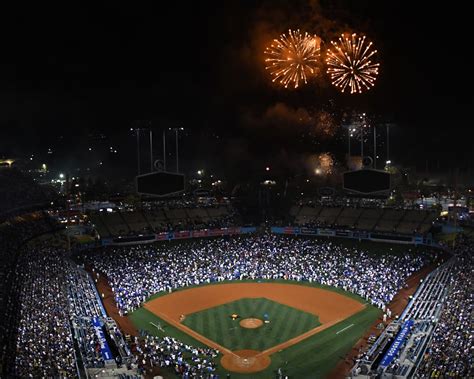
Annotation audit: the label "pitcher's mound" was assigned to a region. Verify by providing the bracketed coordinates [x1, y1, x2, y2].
[239, 318, 263, 329]
[221, 349, 271, 373]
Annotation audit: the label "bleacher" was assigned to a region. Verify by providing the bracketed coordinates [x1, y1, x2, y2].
[121, 211, 150, 234]
[89, 213, 111, 237]
[400, 260, 453, 322]
[143, 208, 167, 231]
[100, 212, 130, 236]
[294, 205, 322, 225]
[352, 259, 454, 379]
[315, 207, 343, 225]
[67, 263, 133, 372]
[186, 207, 206, 224]
[374, 209, 405, 233]
[291, 204, 437, 236]
[356, 208, 383, 231]
[164, 207, 187, 222]
[418, 212, 438, 234]
[337, 207, 363, 228]
[88, 204, 238, 237]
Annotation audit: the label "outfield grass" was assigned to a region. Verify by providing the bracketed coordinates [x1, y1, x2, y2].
[129, 280, 381, 379]
[182, 297, 321, 351]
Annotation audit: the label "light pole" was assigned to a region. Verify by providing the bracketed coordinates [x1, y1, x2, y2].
[344, 124, 351, 157]
[131, 127, 145, 176]
[386, 124, 390, 162]
[175, 129, 179, 173]
[136, 129, 141, 175]
[169, 127, 184, 173]
[163, 130, 166, 171]
[373, 125, 377, 169]
[149, 129, 153, 172]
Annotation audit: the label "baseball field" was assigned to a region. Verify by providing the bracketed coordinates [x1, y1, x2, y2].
[129, 279, 381, 378]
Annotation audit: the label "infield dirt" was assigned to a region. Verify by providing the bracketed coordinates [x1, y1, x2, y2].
[144, 282, 365, 373]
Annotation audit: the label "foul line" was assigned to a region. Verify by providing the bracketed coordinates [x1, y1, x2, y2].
[144, 291, 367, 362]
[256, 313, 359, 358]
[336, 324, 354, 335]
[143, 304, 239, 358]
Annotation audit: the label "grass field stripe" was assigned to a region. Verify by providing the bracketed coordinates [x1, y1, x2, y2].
[336, 323, 354, 335]
[257, 305, 365, 358]
[278, 305, 298, 342]
[143, 305, 237, 357]
[214, 306, 227, 347]
[140, 282, 373, 377]
[277, 304, 298, 342]
[240, 298, 251, 317]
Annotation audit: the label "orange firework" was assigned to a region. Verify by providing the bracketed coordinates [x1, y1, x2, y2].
[264, 29, 321, 89]
[314, 111, 337, 138]
[310, 152, 334, 175]
[326, 33, 380, 94]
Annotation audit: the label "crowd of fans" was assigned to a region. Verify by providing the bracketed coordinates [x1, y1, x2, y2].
[134, 332, 219, 377]
[3, 240, 144, 378]
[142, 197, 231, 210]
[0, 213, 61, 374]
[2, 197, 470, 378]
[82, 234, 431, 314]
[417, 240, 473, 378]
[0, 214, 222, 378]
[12, 247, 77, 378]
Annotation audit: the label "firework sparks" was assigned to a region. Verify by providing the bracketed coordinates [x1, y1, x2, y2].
[314, 111, 337, 138]
[326, 33, 380, 94]
[265, 29, 321, 89]
[310, 152, 334, 175]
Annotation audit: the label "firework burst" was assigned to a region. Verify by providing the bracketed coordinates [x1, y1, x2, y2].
[264, 29, 321, 89]
[326, 33, 380, 94]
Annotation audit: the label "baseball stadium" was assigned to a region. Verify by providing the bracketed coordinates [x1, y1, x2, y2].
[1, 2, 473, 379]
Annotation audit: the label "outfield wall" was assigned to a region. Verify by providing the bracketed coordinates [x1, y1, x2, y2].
[271, 226, 436, 246]
[101, 226, 257, 246]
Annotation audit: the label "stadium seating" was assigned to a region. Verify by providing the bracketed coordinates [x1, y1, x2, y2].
[337, 207, 363, 228]
[356, 208, 384, 231]
[121, 210, 148, 231]
[88, 203, 240, 237]
[289, 204, 437, 236]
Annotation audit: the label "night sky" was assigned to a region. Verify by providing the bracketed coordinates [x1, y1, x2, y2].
[1, 1, 472, 174]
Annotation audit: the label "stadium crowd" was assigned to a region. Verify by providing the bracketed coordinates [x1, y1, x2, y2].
[0, 213, 62, 374]
[82, 234, 431, 315]
[417, 240, 473, 378]
[1, 217, 221, 378]
[12, 247, 77, 378]
[135, 332, 219, 377]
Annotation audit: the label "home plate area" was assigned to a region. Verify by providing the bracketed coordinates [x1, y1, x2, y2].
[144, 282, 365, 373]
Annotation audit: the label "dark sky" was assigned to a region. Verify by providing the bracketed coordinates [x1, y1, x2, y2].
[1, 1, 472, 172]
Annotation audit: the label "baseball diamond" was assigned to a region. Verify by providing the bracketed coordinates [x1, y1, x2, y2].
[124, 279, 380, 377]
[144, 282, 365, 373]
[96, 234, 435, 378]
